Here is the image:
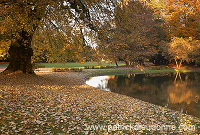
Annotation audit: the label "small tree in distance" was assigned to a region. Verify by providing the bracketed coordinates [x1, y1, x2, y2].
[167, 37, 193, 68]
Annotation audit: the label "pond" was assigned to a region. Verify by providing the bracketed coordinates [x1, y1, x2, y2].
[86, 72, 200, 118]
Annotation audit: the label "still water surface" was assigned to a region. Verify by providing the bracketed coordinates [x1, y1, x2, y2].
[86, 72, 200, 118]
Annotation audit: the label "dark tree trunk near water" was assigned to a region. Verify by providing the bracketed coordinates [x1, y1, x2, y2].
[115, 61, 118, 66]
[3, 30, 34, 74]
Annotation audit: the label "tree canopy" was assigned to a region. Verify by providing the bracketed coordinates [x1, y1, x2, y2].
[0, 0, 115, 73]
[0, 0, 200, 73]
[98, 0, 158, 66]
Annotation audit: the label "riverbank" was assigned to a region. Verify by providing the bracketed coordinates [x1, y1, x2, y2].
[0, 70, 200, 134]
[82, 67, 200, 79]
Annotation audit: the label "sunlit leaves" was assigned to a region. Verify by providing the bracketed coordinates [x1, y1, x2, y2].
[32, 26, 95, 63]
[164, 0, 200, 39]
[0, 0, 117, 64]
[164, 37, 194, 67]
[0, 72, 199, 134]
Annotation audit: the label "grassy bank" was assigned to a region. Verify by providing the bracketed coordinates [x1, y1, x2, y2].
[0, 62, 126, 68]
[1, 62, 199, 75]
[83, 67, 200, 77]
[36, 62, 125, 68]
[0, 62, 9, 67]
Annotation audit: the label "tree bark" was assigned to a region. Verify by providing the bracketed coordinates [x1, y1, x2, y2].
[175, 59, 179, 68]
[115, 61, 118, 67]
[3, 30, 34, 74]
[125, 60, 129, 66]
[178, 59, 182, 68]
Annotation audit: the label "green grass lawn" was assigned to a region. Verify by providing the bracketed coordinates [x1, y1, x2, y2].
[83, 68, 177, 77]
[0, 62, 126, 68]
[38, 62, 125, 68]
[0, 63, 9, 67]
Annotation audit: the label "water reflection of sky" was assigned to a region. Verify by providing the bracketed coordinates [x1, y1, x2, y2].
[86, 76, 111, 91]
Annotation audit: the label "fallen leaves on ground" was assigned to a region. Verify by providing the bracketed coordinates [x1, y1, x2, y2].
[0, 72, 199, 134]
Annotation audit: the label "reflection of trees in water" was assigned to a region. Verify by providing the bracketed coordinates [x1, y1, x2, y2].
[106, 72, 200, 118]
[168, 82, 196, 104]
[168, 72, 199, 105]
[107, 74, 169, 105]
[167, 72, 199, 117]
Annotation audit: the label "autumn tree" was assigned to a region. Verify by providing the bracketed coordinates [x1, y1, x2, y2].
[144, 0, 200, 66]
[164, 37, 193, 68]
[189, 40, 200, 66]
[0, 0, 114, 74]
[98, 0, 158, 66]
[32, 27, 96, 63]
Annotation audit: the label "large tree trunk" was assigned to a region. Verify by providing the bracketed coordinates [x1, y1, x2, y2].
[3, 30, 34, 74]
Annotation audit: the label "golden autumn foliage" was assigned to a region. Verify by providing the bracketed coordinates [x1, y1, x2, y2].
[0, 0, 116, 73]
[168, 37, 193, 68]
[164, 0, 200, 39]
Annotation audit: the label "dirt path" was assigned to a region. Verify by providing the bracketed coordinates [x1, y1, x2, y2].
[0, 71, 199, 134]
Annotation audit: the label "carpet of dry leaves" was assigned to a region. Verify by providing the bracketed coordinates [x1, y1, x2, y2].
[0, 71, 199, 134]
